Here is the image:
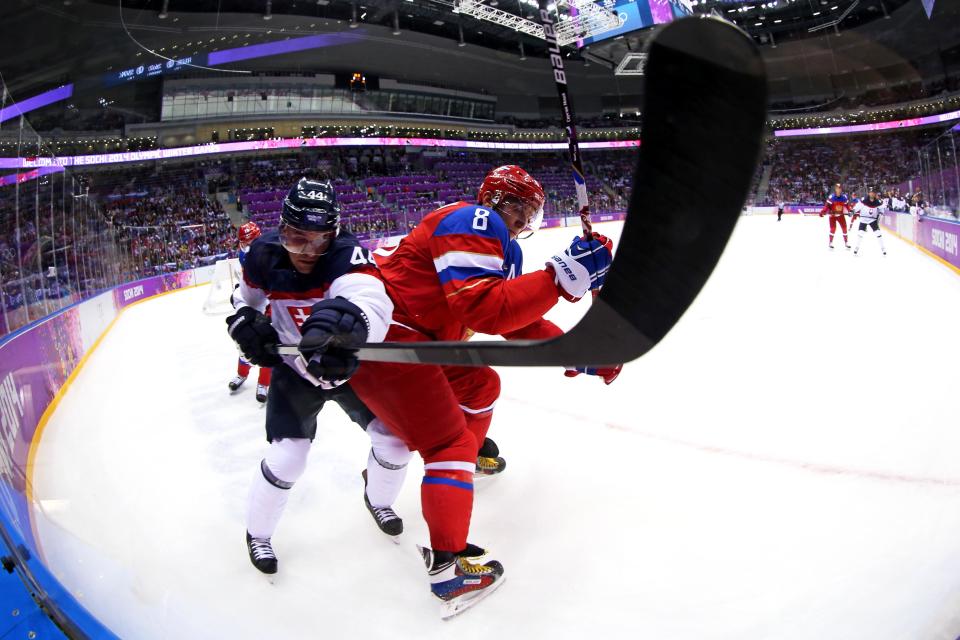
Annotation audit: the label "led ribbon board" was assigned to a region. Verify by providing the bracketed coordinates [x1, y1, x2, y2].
[774, 108, 960, 137]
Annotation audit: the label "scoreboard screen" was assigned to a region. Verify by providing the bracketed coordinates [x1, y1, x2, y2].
[577, 0, 693, 47]
[104, 56, 201, 87]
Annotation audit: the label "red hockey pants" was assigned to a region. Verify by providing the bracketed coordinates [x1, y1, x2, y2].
[349, 324, 500, 551]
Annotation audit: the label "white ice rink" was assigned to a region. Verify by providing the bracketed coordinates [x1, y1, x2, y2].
[28, 216, 960, 639]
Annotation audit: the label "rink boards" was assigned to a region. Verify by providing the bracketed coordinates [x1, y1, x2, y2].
[0, 265, 217, 638]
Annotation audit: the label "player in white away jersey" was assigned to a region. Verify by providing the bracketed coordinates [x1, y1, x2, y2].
[850, 187, 887, 256]
[226, 177, 400, 575]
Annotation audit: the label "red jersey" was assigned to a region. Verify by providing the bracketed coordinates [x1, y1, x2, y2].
[821, 193, 853, 216]
[375, 201, 561, 342]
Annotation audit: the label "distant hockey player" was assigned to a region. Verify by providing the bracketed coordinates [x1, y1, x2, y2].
[819, 183, 853, 249]
[347, 165, 616, 616]
[228, 222, 273, 403]
[226, 178, 395, 575]
[776, 199, 784, 222]
[911, 191, 927, 217]
[851, 187, 887, 256]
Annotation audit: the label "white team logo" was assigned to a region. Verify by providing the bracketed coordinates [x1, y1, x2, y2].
[286, 305, 313, 328]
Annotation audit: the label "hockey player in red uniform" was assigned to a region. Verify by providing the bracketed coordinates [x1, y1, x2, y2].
[819, 183, 853, 249]
[228, 222, 273, 403]
[348, 165, 616, 616]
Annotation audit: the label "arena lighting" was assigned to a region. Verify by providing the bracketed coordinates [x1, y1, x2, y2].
[0, 84, 74, 124]
[0, 137, 642, 170]
[452, 0, 618, 46]
[207, 32, 362, 65]
[0, 165, 64, 187]
[775, 108, 960, 137]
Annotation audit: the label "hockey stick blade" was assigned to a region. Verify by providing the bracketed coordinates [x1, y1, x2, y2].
[276, 17, 767, 367]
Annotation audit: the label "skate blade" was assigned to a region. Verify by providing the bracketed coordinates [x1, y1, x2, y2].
[472, 472, 504, 483]
[439, 576, 506, 620]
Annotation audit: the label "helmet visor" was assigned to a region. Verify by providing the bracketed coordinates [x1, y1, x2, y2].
[496, 197, 544, 239]
[279, 221, 335, 256]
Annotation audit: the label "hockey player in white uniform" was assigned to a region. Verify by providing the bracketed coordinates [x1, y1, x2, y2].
[226, 177, 404, 574]
[850, 187, 887, 256]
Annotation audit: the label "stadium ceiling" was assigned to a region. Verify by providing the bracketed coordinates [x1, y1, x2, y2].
[77, 0, 914, 56]
[0, 0, 954, 103]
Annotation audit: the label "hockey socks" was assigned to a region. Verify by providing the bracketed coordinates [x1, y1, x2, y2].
[246, 438, 309, 540]
[257, 366, 272, 386]
[365, 418, 412, 508]
[421, 465, 474, 552]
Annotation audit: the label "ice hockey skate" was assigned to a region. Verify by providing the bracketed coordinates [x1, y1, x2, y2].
[228, 375, 247, 392]
[475, 437, 506, 479]
[419, 545, 505, 619]
[246, 532, 277, 575]
[255, 384, 268, 403]
[361, 470, 402, 541]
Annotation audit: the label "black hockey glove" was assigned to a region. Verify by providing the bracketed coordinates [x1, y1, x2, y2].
[226, 307, 282, 367]
[299, 298, 369, 382]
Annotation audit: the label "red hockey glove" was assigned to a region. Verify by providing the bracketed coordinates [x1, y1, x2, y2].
[564, 364, 622, 385]
[590, 232, 614, 255]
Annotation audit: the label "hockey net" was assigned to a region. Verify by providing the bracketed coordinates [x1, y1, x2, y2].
[202, 258, 241, 315]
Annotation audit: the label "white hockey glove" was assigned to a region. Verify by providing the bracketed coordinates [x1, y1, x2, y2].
[545, 233, 613, 302]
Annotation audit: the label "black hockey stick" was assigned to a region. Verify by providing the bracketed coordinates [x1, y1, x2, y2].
[535, 0, 594, 241]
[277, 16, 768, 367]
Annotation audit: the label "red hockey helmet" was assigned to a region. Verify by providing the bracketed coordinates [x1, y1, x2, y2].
[477, 165, 546, 238]
[238, 221, 261, 247]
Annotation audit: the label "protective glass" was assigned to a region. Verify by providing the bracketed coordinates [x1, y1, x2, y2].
[279, 221, 335, 256]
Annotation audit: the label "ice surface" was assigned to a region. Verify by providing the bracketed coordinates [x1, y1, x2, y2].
[29, 217, 960, 639]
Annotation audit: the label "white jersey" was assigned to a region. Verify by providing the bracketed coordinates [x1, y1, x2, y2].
[233, 230, 393, 383]
[853, 198, 884, 223]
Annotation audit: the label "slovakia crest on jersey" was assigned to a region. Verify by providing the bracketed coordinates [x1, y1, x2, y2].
[286, 305, 313, 329]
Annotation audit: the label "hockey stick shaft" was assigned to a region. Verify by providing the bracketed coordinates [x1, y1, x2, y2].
[536, 0, 599, 297]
